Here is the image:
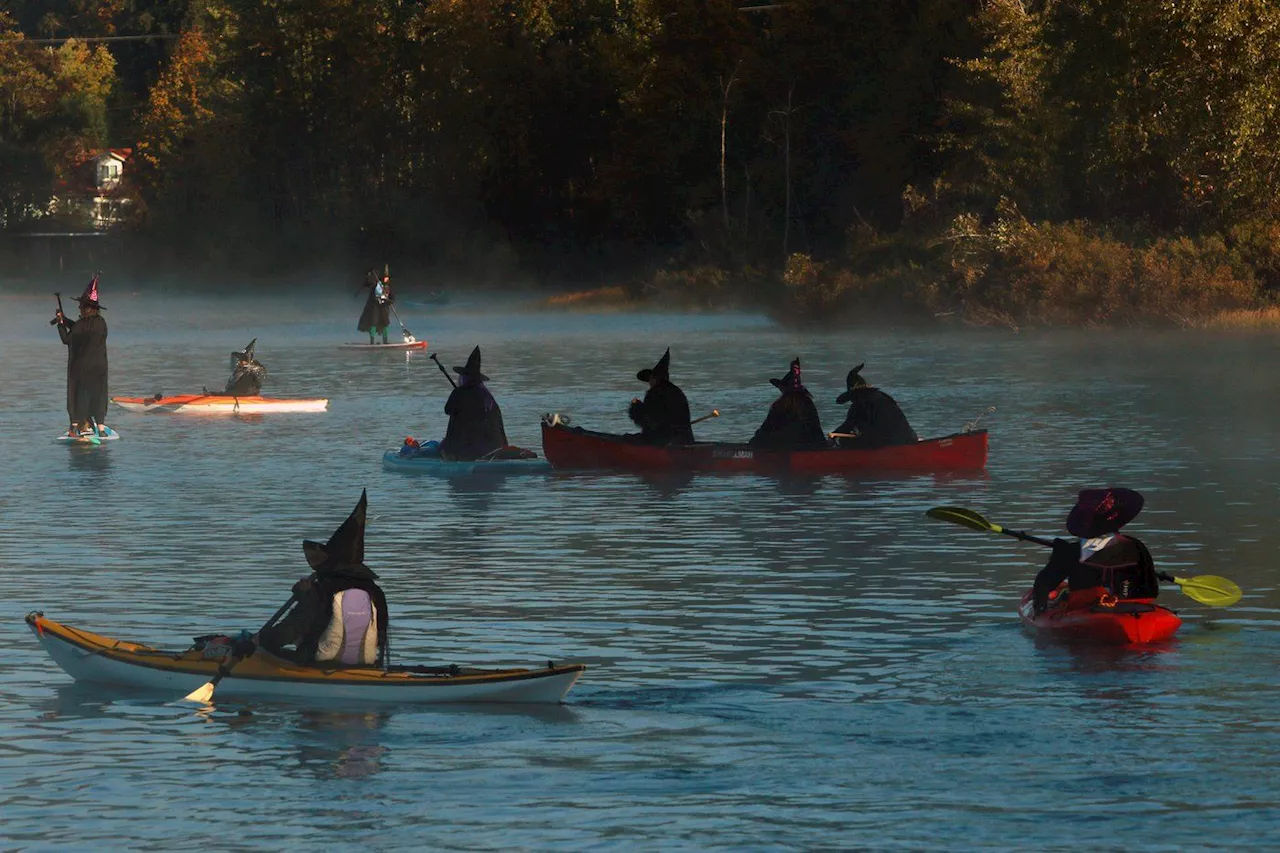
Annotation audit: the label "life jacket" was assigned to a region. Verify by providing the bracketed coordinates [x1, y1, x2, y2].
[1073, 534, 1159, 602]
[315, 588, 379, 665]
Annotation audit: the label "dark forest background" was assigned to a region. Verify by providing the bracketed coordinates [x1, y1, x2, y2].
[4, 0, 1280, 324]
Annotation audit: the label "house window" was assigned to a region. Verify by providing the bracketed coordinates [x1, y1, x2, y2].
[97, 160, 121, 187]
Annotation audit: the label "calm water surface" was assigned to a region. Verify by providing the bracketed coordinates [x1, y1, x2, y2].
[1, 290, 1278, 850]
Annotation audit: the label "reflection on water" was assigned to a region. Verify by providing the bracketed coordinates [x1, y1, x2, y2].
[1, 294, 1280, 847]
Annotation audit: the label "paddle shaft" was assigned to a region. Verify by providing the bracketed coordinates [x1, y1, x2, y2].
[429, 352, 457, 388]
[50, 292, 65, 326]
[690, 410, 719, 425]
[203, 590, 300, 693]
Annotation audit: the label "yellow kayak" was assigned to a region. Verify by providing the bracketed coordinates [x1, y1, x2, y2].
[27, 612, 585, 704]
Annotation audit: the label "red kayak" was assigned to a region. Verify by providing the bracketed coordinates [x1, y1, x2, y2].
[540, 421, 987, 473]
[1018, 586, 1181, 645]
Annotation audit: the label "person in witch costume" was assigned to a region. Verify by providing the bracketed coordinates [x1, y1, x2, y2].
[1032, 488, 1160, 615]
[54, 274, 109, 437]
[256, 490, 390, 666]
[356, 269, 394, 345]
[218, 338, 267, 396]
[749, 358, 826, 449]
[831, 364, 918, 448]
[628, 347, 694, 445]
[439, 346, 509, 460]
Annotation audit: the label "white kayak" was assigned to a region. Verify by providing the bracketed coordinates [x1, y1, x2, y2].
[111, 394, 328, 414]
[54, 425, 121, 444]
[27, 612, 585, 705]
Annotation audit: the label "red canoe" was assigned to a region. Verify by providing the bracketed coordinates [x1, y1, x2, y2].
[1018, 586, 1181, 645]
[539, 421, 987, 473]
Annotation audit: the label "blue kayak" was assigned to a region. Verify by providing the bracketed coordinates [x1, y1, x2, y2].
[382, 447, 551, 476]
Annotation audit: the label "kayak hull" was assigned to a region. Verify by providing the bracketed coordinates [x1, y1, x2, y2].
[26, 613, 584, 704]
[382, 449, 551, 475]
[112, 394, 328, 414]
[1018, 587, 1181, 645]
[540, 422, 987, 473]
[340, 341, 428, 351]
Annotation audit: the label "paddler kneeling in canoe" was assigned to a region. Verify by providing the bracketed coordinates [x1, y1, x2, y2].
[217, 338, 267, 396]
[830, 363, 918, 448]
[1032, 488, 1160, 615]
[748, 357, 826, 449]
[439, 346, 511, 461]
[255, 489, 390, 666]
[628, 347, 694, 445]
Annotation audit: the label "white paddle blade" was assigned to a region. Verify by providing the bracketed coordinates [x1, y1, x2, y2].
[183, 681, 216, 704]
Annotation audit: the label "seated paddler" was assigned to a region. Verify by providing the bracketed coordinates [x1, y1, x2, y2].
[831, 363, 918, 448]
[256, 489, 390, 666]
[439, 346, 509, 460]
[748, 357, 826, 449]
[220, 338, 267, 396]
[628, 347, 694, 445]
[1032, 488, 1159, 615]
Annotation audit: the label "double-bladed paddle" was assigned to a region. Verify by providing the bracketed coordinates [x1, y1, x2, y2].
[926, 506, 1242, 607]
[181, 590, 301, 704]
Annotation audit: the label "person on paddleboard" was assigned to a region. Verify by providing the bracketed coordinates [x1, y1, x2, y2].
[54, 275, 109, 437]
[439, 346, 509, 460]
[1031, 488, 1160, 615]
[830, 364, 918, 448]
[220, 338, 267, 396]
[356, 268, 394, 345]
[628, 347, 694, 445]
[256, 490, 390, 666]
[749, 358, 826, 449]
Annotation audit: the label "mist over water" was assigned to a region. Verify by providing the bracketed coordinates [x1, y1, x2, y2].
[1, 289, 1279, 848]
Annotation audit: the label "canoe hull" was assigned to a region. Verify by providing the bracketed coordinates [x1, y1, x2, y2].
[1017, 588, 1181, 645]
[540, 422, 987, 473]
[27, 613, 583, 704]
[112, 395, 328, 414]
[382, 449, 551, 475]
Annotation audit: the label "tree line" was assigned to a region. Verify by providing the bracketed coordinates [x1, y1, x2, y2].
[3, 0, 1279, 324]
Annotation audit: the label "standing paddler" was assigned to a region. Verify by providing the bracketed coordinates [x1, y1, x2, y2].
[53, 275, 109, 437]
[628, 347, 694, 445]
[357, 268, 394, 345]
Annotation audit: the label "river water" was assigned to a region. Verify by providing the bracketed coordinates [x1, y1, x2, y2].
[1, 289, 1278, 849]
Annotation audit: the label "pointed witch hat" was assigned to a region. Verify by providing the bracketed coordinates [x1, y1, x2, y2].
[836, 363, 868, 404]
[78, 274, 105, 310]
[769, 357, 804, 392]
[453, 346, 489, 382]
[1066, 488, 1144, 539]
[302, 489, 378, 580]
[231, 338, 257, 366]
[637, 348, 671, 383]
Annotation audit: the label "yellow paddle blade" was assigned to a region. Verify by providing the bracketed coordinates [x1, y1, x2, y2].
[183, 681, 216, 704]
[1171, 574, 1242, 608]
[926, 506, 998, 534]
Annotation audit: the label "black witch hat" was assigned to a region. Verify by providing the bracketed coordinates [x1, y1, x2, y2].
[302, 489, 378, 580]
[769, 357, 804, 393]
[453, 346, 489, 382]
[836, 363, 868, 404]
[637, 348, 671, 383]
[78, 274, 105, 310]
[231, 338, 257, 365]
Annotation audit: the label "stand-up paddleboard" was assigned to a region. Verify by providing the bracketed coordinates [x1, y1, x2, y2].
[340, 340, 428, 351]
[55, 425, 121, 444]
[111, 394, 328, 414]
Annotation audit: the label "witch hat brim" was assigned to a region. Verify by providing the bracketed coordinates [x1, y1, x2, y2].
[1065, 488, 1144, 538]
[836, 364, 867, 403]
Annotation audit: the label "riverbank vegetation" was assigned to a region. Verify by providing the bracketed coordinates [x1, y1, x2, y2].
[3, 1, 1279, 326]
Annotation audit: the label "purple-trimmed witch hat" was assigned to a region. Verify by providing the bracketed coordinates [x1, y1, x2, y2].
[1066, 488, 1144, 538]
